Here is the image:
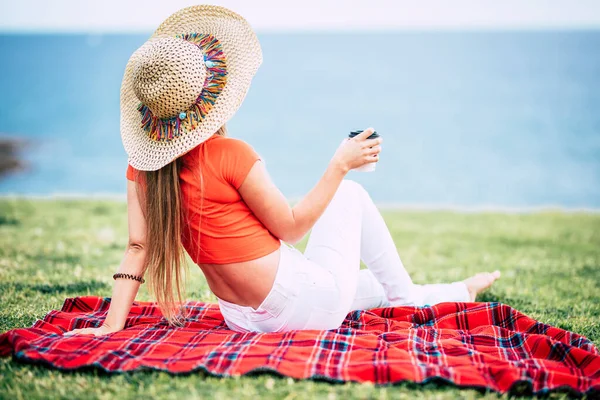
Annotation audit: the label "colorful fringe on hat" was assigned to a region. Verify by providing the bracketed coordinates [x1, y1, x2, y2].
[137, 33, 228, 142]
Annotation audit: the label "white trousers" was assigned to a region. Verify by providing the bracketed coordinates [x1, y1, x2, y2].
[217, 179, 470, 333]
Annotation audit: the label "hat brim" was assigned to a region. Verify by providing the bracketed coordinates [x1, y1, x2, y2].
[120, 5, 262, 171]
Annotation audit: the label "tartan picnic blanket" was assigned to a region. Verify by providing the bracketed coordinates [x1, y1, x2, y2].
[1, 296, 599, 395]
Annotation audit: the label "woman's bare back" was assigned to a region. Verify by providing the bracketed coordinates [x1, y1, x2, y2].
[199, 247, 281, 309]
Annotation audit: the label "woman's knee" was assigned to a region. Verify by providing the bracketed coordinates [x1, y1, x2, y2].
[324, 179, 369, 216]
[338, 179, 366, 196]
[335, 180, 370, 207]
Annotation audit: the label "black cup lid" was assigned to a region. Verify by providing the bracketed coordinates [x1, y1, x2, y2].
[349, 130, 379, 139]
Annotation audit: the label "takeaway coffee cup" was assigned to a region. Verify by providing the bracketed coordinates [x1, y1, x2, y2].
[348, 130, 380, 172]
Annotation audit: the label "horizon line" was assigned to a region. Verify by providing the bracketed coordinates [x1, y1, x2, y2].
[2, 25, 600, 35]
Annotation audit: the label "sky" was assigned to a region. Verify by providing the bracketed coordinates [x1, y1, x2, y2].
[1, 0, 600, 32]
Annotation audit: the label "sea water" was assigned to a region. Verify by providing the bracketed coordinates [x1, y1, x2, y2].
[0, 31, 598, 208]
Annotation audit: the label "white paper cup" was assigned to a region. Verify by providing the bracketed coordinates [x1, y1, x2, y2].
[354, 161, 377, 172]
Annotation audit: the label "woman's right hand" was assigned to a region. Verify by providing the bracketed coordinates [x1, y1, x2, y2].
[63, 323, 122, 337]
[331, 127, 382, 173]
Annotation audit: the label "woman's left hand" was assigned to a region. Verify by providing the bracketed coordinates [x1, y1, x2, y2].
[63, 324, 121, 337]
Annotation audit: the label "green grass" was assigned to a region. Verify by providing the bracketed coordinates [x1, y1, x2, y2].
[0, 198, 598, 399]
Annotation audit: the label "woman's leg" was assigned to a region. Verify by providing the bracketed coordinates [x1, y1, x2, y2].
[355, 181, 471, 306]
[349, 269, 389, 311]
[304, 179, 470, 312]
[303, 180, 364, 312]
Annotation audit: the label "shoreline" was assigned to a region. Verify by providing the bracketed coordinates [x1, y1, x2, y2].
[1, 193, 599, 213]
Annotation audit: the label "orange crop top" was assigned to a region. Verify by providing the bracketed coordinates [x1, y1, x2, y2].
[126, 135, 281, 264]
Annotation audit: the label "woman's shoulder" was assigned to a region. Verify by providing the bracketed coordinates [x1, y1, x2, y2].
[179, 135, 241, 161]
[205, 135, 257, 156]
[175, 135, 255, 166]
[206, 135, 251, 148]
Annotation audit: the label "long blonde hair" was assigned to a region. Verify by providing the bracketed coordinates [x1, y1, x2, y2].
[133, 126, 227, 326]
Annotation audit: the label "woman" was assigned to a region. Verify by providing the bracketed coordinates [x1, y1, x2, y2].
[66, 5, 500, 336]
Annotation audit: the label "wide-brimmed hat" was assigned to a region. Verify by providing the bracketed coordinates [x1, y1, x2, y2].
[120, 5, 262, 171]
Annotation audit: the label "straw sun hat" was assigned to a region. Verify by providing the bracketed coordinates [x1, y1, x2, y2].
[120, 5, 262, 171]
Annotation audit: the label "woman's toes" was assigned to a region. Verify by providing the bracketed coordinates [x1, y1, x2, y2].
[464, 271, 501, 301]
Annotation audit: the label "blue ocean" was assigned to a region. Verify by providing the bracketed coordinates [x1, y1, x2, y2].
[0, 32, 599, 207]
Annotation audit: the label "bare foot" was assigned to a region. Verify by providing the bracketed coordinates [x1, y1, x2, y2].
[463, 270, 501, 301]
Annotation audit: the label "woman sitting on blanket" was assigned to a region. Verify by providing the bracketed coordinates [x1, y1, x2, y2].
[66, 5, 500, 336]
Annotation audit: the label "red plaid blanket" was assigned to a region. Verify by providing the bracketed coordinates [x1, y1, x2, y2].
[1, 297, 598, 395]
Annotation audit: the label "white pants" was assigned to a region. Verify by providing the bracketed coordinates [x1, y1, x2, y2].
[217, 179, 470, 333]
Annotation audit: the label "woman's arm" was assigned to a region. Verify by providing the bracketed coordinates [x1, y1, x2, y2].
[239, 128, 381, 245]
[65, 181, 148, 336]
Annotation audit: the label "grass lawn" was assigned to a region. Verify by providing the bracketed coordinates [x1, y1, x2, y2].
[0, 198, 598, 399]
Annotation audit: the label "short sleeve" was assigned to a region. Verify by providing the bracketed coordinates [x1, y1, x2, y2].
[126, 163, 146, 186]
[221, 138, 262, 189]
[126, 163, 136, 181]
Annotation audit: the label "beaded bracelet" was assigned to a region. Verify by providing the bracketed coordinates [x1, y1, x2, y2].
[113, 273, 145, 284]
